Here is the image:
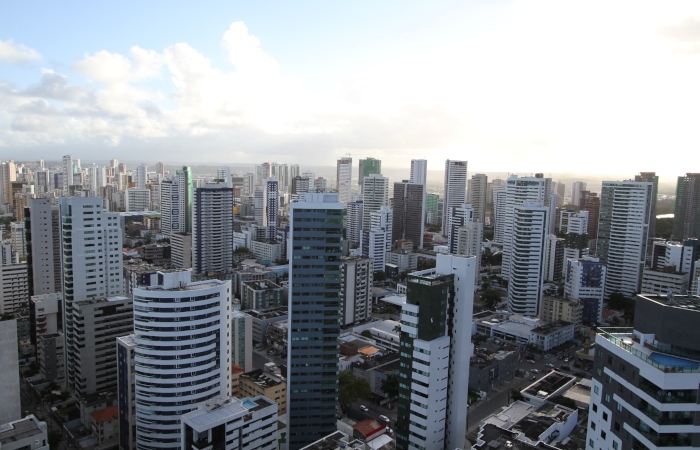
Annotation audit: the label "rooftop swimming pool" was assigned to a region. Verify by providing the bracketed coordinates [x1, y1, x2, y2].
[649, 352, 700, 370]
[243, 399, 257, 409]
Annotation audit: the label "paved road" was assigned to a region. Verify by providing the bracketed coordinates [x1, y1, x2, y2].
[349, 401, 397, 428]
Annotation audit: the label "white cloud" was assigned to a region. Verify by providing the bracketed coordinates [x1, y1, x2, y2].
[0, 39, 41, 64]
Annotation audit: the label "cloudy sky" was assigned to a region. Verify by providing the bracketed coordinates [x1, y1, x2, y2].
[1, 0, 699, 175]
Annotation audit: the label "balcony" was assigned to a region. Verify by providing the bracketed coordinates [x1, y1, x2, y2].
[632, 422, 692, 447]
[597, 328, 700, 374]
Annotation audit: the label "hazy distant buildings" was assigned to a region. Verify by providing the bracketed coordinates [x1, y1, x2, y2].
[336, 157, 352, 205]
[358, 158, 381, 192]
[346, 200, 363, 245]
[571, 181, 586, 207]
[160, 166, 193, 235]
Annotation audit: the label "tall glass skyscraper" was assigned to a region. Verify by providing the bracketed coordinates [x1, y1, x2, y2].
[286, 193, 344, 449]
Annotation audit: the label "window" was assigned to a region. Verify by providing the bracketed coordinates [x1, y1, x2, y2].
[616, 402, 623, 412]
[612, 442, 619, 450]
[605, 374, 612, 383]
[590, 421, 596, 430]
[604, 394, 610, 403]
[601, 430, 606, 439]
[620, 363, 626, 373]
[607, 355, 613, 364]
[589, 439, 594, 448]
[603, 412, 608, 421]
[593, 404, 598, 413]
[597, 368, 602, 376]
[597, 349, 603, 358]
[614, 422, 620, 431]
[594, 385, 600, 395]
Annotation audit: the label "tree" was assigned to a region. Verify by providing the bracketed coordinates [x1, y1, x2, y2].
[374, 271, 387, 282]
[417, 258, 436, 270]
[607, 292, 632, 311]
[381, 373, 400, 400]
[480, 289, 501, 309]
[338, 371, 371, 414]
[361, 330, 373, 339]
[234, 246, 250, 254]
[510, 389, 524, 402]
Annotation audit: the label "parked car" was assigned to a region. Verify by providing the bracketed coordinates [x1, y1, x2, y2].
[379, 415, 390, 424]
[530, 368, 539, 373]
[564, 358, 570, 362]
[545, 363, 554, 368]
[574, 371, 586, 377]
[527, 359, 535, 364]
[359, 405, 369, 412]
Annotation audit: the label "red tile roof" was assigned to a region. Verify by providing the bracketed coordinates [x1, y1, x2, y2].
[90, 405, 118, 423]
[355, 419, 385, 438]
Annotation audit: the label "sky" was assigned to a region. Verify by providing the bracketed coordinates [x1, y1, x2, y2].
[1, 0, 699, 176]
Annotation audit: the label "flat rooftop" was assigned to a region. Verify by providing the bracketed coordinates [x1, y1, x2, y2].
[242, 279, 281, 291]
[0, 416, 46, 445]
[474, 424, 558, 450]
[247, 307, 288, 319]
[531, 321, 573, 335]
[522, 371, 576, 398]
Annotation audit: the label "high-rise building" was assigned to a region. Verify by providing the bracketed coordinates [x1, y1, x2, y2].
[493, 183, 507, 244]
[70, 295, 133, 396]
[506, 203, 550, 316]
[358, 158, 381, 192]
[0, 319, 21, 424]
[597, 180, 653, 297]
[543, 234, 565, 282]
[361, 174, 389, 231]
[336, 157, 352, 205]
[409, 159, 427, 186]
[135, 163, 148, 190]
[442, 160, 467, 236]
[129, 270, 231, 449]
[61, 155, 72, 193]
[588, 294, 700, 450]
[450, 206, 483, 283]
[193, 182, 233, 274]
[673, 173, 700, 241]
[392, 181, 424, 249]
[170, 232, 192, 269]
[25, 198, 61, 296]
[346, 200, 363, 245]
[361, 228, 391, 272]
[216, 166, 231, 187]
[159, 166, 193, 235]
[287, 193, 343, 449]
[636, 172, 659, 259]
[0, 263, 29, 314]
[243, 172, 255, 196]
[469, 173, 488, 224]
[59, 196, 123, 393]
[501, 175, 551, 281]
[262, 178, 279, 240]
[125, 189, 150, 212]
[571, 181, 586, 207]
[579, 190, 600, 240]
[155, 161, 165, 177]
[231, 310, 253, 372]
[340, 257, 373, 326]
[395, 254, 476, 450]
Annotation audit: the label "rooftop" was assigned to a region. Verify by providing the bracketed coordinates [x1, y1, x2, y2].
[242, 279, 282, 291]
[531, 321, 574, 335]
[240, 368, 285, 388]
[182, 396, 275, 432]
[247, 306, 288, 319]
[511, 403, 576, 443]
[0, 416, 46, 445]
[597, 327, 700, 373]
[90, 405, 118, 423]
[354, 419, 385, 438]
[637, 293, 700, 309]
[473, 424, 558, 450]
[522, 371, 576, 398]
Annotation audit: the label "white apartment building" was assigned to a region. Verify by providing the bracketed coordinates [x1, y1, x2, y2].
[125, 188, 151, 212]
[180, 396, 277, 450]
[598, 180, 653, 297]
[571, 181, 586, 207]
[442, 159, 467, 236]
[0, 415, 49, 450]
[231, 311, 253, 372]
[340, 257, 373, 326]
[346, 200, 363, 245]
[506, 203, 550, 317]
[59, 196, 124, 393]
[135, 163, 148, 190]
[0, 262, 28, 314]
[31, 292, 60, 339]
[362, 174, 389, 231]
[336, 157, 352, 205]
[262, 177, 279, 239]
[543, 234, 564, 283]
[501, 175, 551, 282]
[131, 270, 231, 450]
[361, 228, 390, 272]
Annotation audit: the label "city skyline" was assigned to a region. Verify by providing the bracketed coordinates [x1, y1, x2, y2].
[2, 2, 700, 176]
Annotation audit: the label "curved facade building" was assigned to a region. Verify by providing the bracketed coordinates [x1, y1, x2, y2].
[133, 270, 231, 450]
